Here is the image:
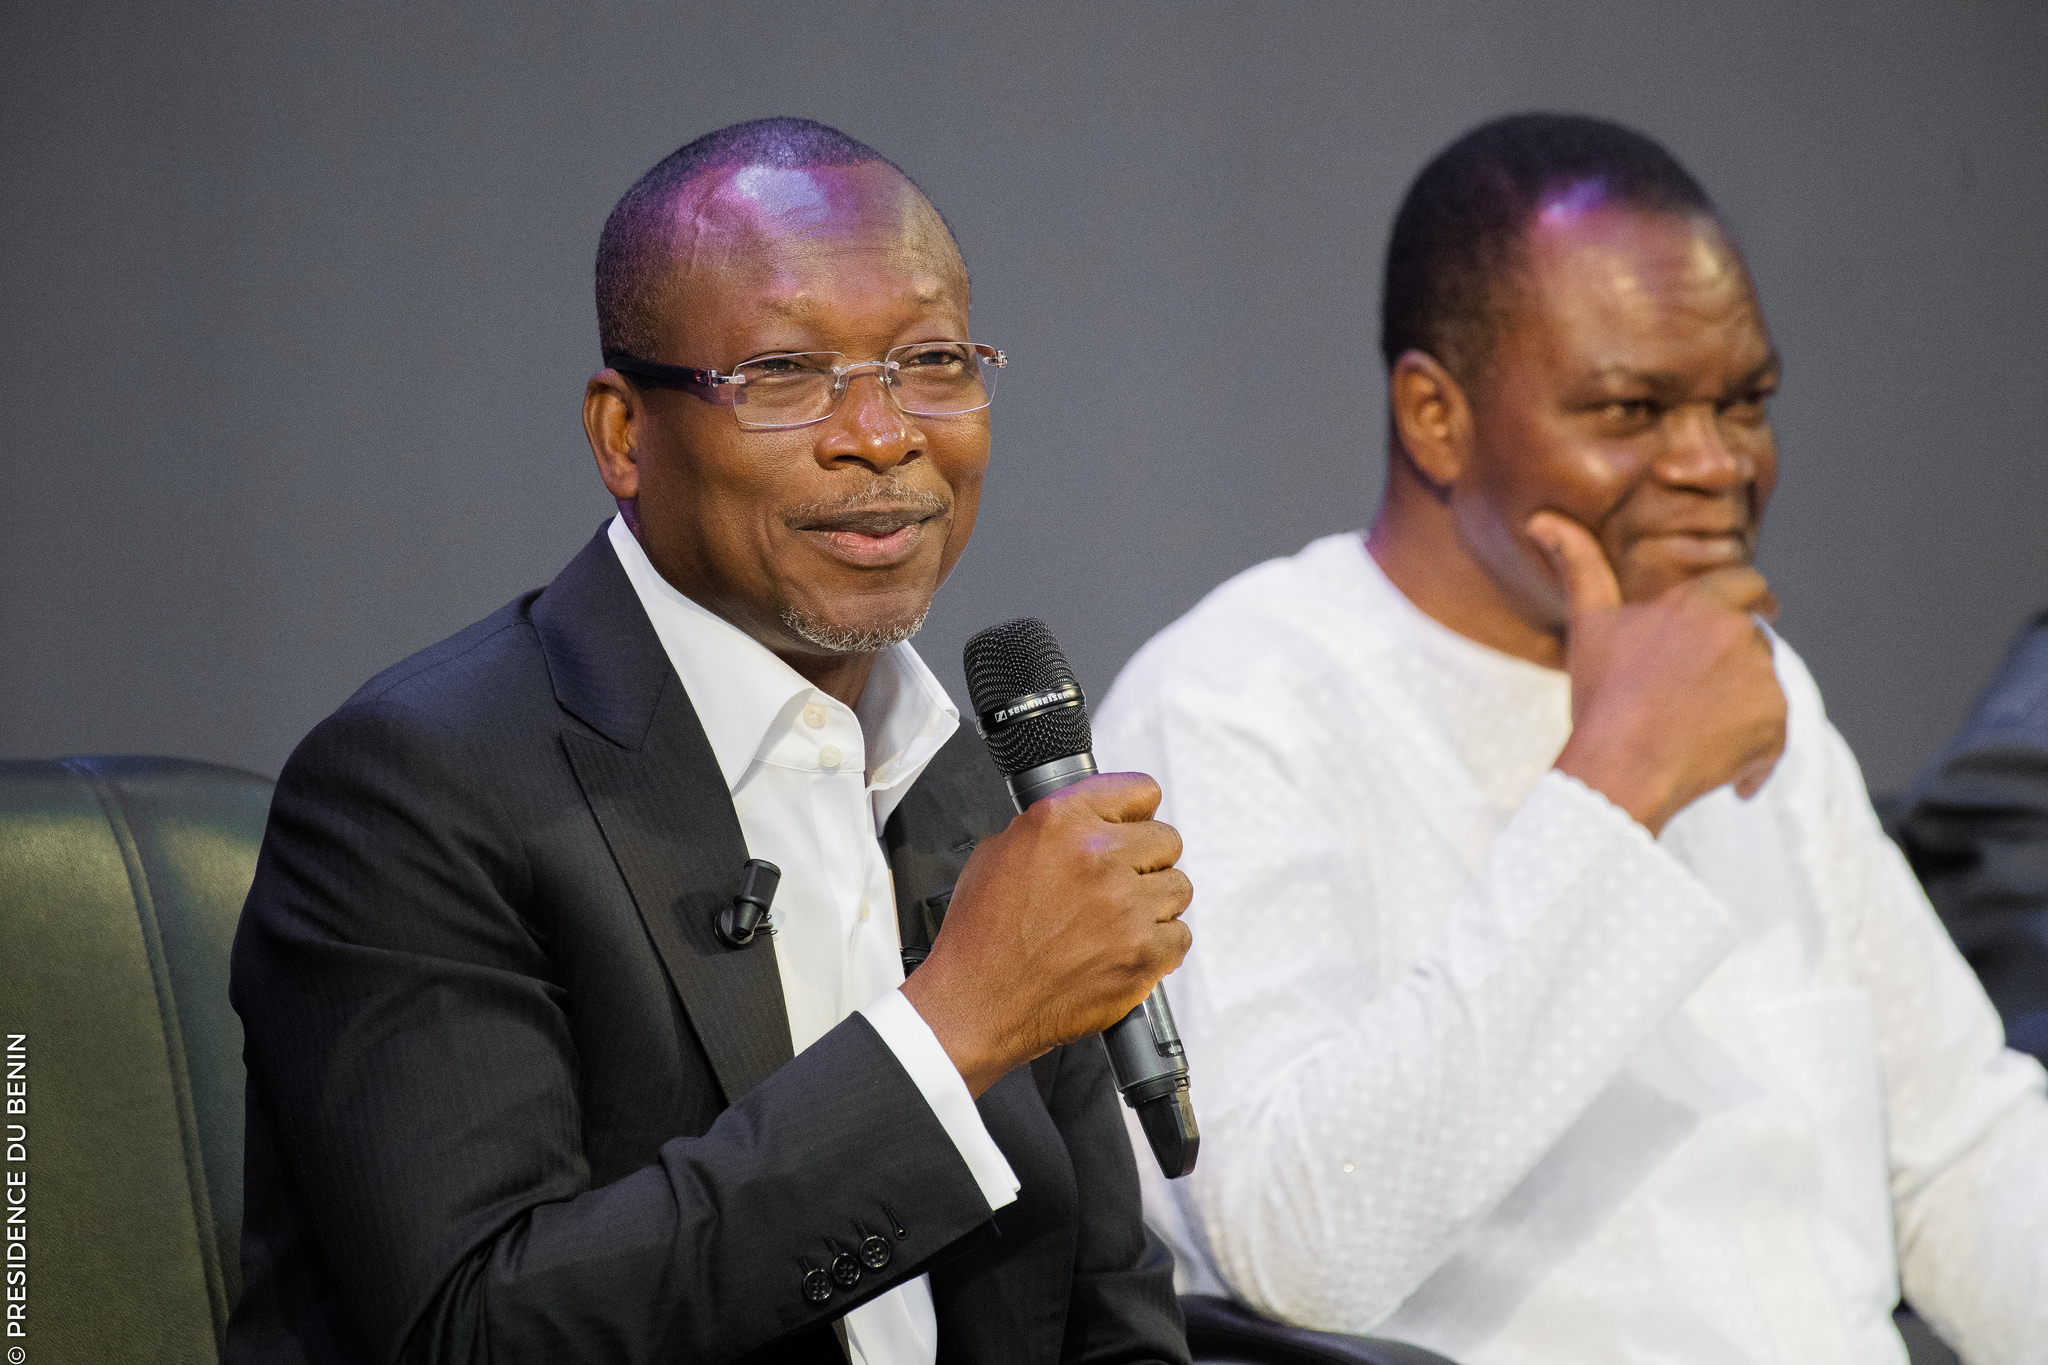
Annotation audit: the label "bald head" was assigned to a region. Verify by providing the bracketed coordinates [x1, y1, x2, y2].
[595, 117, 962, 361]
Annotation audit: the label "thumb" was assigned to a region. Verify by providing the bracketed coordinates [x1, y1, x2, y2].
[1526, 511, 1622, 617]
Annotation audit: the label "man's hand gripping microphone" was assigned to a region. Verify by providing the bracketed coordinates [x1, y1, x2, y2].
[963, 618, 1199, 1178]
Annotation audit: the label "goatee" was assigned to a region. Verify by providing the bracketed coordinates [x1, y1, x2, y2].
[779, 604, 930, 655]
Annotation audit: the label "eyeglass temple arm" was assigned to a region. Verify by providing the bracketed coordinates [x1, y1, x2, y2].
[603, 352, 745, 403]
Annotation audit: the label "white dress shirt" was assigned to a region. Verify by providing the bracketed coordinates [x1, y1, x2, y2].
[1095, 531, 2048, 1365]
[609, 516, 1019, 1365]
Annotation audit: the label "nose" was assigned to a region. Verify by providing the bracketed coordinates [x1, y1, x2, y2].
[1655, 402, 1751, 492]
[816, 364, 922, 473]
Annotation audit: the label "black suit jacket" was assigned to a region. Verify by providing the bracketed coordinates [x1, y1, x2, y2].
[1894, 607, 2048, 1063]
[225, 529, 1187, 1364]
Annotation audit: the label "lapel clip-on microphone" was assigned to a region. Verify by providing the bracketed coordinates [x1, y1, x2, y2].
[963, 618, 1199, 1178]
[717, 858, 782, 948]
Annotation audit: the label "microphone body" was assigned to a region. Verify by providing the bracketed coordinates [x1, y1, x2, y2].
[964, 619, 1199, 1178]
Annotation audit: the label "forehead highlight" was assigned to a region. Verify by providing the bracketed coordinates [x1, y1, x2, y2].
[1529, 208, 1747, 310]
[1535, 177, 1615, 229]
[670, 164, 957, 272]
[1514, 207, 1766, 369]
[654, 163, 965, 325]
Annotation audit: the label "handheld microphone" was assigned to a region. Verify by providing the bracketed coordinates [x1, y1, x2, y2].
[963, 618, 1199, 1178]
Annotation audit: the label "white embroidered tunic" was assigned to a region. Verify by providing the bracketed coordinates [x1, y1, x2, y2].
[1095, 532, 2048, 1365]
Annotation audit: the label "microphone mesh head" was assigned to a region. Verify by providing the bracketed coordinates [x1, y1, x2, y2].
[962, 617, 1093, 776]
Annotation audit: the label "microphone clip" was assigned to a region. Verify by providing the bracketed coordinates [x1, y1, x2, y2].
[717, 858, 782, 949]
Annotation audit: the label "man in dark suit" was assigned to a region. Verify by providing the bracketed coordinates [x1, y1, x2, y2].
[1893, 608, 2048, 1064]
[225, 118, 1194, 1364]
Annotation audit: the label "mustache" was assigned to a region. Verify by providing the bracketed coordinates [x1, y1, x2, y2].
[782, 478, 950, 531]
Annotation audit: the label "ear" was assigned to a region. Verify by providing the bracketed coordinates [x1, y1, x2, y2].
[1388, 349, 1475, 489]
[583, 369, 644, 502]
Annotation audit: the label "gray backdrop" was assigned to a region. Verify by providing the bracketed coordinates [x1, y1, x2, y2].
[4, 1, 2045, 794]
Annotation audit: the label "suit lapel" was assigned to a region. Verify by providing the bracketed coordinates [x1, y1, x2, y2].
[535, 529, 795, 1105]
[882, 730, 1012, 952]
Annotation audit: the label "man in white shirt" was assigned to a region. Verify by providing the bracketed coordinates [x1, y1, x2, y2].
[1096, 113, 2048, 1365]
[227, 118, 1193, 1364]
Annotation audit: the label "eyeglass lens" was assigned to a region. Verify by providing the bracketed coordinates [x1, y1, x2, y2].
[730, 343, 998, 429]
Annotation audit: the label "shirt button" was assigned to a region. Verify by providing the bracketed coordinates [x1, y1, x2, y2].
[818, 744, 843, 769]
[802, 703, 827, 729]
[858, 900, 871, 922]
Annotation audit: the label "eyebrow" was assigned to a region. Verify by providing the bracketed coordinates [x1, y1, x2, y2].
[1584, 353, 1783, 397]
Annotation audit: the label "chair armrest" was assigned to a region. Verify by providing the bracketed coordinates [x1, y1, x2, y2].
[1182, 1295, 1462, 1365]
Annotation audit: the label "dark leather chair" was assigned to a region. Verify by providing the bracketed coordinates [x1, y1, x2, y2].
[1182, 1296, 1459, 1364]
[0, 756, 271, 1365]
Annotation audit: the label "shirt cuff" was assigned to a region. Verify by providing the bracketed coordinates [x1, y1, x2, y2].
[860, 988, 1021, 1213]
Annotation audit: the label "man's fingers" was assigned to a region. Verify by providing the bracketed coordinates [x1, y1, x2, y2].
[1120, 818, 1184, 875]
[1689, 566, 1776, 618]
[1153, 916, 1194, 972]
[1063, 770, 1164, 824]
[1134, 912, 1194, 979]
[1141, 865, 1194, 919]
[1526, 511, 1622, 616]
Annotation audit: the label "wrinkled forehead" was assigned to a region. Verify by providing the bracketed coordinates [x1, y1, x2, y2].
[1515, 194, 1769, 374]
[660, 162, 966, 311]
[1521, 194, 1756, 330]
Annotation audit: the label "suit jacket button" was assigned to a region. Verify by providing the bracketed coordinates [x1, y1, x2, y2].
[831, 1251, 863, 1288]
[859, 1235, 892, 1270]
[802, 1268, 833, 1304]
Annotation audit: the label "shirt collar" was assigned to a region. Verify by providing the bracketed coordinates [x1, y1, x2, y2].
[607, 515, 959, 815]
[853, 628, 962, 832]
